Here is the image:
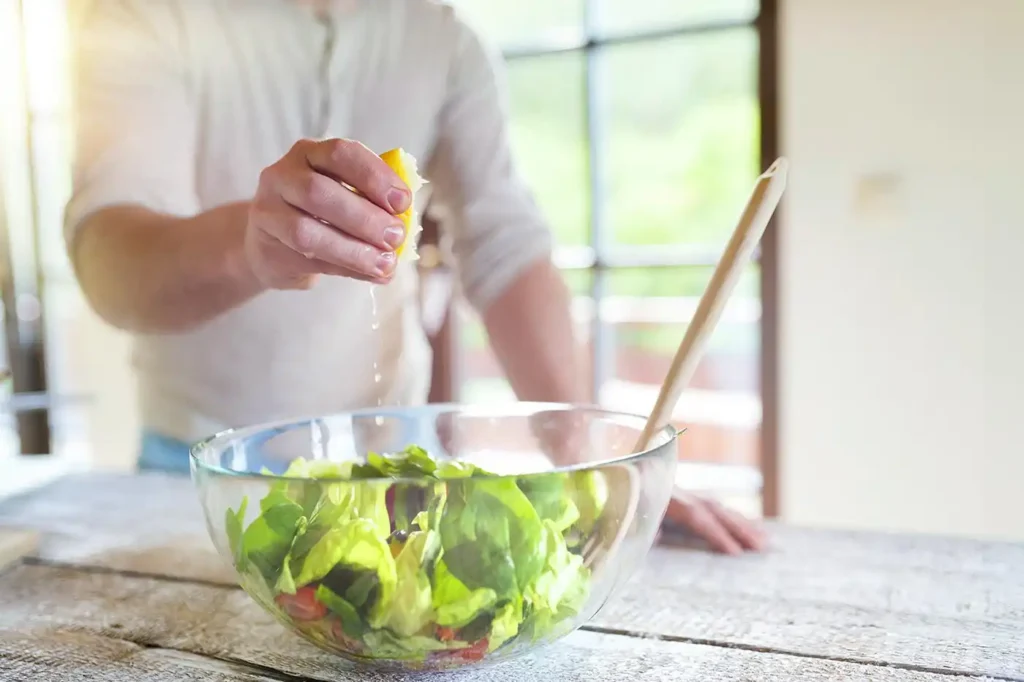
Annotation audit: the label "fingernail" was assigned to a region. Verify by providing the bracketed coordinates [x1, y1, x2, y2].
[388, 187, 411, 213]
[383, 226, 406, 249]
[376, 250, 396, 276]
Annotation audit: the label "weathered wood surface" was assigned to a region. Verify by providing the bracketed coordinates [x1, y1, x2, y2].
[0, 630, 278, 682]
[591, 539, 1024, 679]
[1, 473, 1023, 679]
[0, 564, 991, 682]
[0, 528, 37, 570]
[0, 473, 231, 584]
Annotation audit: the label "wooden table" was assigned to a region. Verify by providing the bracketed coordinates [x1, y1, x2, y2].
[0, 473, 1021, 681]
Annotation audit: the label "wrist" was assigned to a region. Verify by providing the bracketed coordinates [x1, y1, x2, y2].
[217, 203, 266, 298]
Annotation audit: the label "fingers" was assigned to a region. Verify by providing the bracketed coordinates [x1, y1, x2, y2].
[709, 499, 767, 552]
[247, 228, 384, 289]
[261, 156, 406, 254]
[666, 494, 759, 556]
[278, 168, 407, 252]
[303, 138, 411, 214]
[677, 497, 744, 555]
[249, 138, 416, 289]
[251, 203, 397, 280]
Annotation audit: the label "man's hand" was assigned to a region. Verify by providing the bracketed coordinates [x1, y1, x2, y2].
[480, 261, 764, 556]
[529, 408, 767, 556]
[246, 138, 412, 290]
[663, 493, 766, 555]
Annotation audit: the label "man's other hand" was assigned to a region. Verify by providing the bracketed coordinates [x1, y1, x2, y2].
[662, 493, 767, 555]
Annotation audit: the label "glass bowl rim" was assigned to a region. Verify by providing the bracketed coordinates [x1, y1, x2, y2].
[189, 401, 680, 484]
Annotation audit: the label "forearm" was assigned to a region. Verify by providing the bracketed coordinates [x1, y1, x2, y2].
[482, 258, 586, 404]
[71, 202, 264, 334]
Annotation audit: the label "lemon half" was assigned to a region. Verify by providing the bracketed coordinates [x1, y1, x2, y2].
[379, 148, 425, 260]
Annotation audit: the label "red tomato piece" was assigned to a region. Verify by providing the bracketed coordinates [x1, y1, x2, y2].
[275, 586, 327, 621]
[456, 638, 489, 662]
[435, 625, 458, 642]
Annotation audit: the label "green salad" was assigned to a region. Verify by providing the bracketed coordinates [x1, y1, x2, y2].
[225, 447, 608, 666]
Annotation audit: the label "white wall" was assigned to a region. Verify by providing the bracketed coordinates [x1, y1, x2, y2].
[779, 0, 1024, 540]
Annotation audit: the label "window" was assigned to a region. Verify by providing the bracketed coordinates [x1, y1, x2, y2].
[448, 1, 775, 500]
[0, 0, 78, 459]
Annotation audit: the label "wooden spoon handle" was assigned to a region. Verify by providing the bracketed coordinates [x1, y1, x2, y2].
[633, 158, 790, 453]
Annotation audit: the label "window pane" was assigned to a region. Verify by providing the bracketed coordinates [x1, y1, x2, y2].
[22, 0, 71, 115]
[600, 266, 761, 467]
[595, 0, 758, 37]
[459, 269, 593, 403]
[30, 117, 73, 277]
[452, 0, 584, 49]
[601, 29, 759, 248]
[506, 53, 589, 248]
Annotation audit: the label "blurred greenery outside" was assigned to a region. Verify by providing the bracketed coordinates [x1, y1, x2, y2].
[451, 1, 762, 375]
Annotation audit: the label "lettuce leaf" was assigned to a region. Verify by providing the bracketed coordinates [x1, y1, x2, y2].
[294, 518, 398, 628]
[439, 478, 546, 599]
[270, 459, 349, 514]
[362, 629, 463, 660]
[352, 483, 391, 538]
[225, 496, 248, 569]
[569, 470, 608, 536]
[241, 502, 303, 586]
[431, 559, 498, 629]
[382, 530, 439, 636]
[518, 474, 580, 533]
[488, 599, 522, 651]
[521, 521, 591, 639]
[273, 515, 309, 595]
[315, 584, 365, 637]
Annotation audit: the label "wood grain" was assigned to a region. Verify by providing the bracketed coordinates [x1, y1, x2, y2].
[0, 564, 989, 682]
[0, 629, 278, 681]
[3, 473, 1023, 678]
[596, 532, 1024, 679]
[0, 528, 38, 570]
[0, 473, 232, 584]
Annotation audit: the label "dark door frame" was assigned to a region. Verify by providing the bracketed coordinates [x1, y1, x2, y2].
[758, 0, 780, 518]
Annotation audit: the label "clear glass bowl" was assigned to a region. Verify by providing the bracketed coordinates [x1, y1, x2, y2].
[191, 403, 678, 672]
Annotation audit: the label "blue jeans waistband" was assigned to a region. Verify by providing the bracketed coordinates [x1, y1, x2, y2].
[138, 431, 193, 476]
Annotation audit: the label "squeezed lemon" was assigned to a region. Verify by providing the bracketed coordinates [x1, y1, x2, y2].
[379, 148, 425, 260]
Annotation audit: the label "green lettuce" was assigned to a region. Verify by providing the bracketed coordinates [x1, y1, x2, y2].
[570, 470, 609, 536]
[295, 518, 398, 627]
[225, 496, 248, 568]
[361, 629, 464, 660]
[518, 473, 580, 532]
[488, 600, 523, 651]
[432, 559, 498, 628]
[228, 446, 599, 664]
[315, 584, 365, 637]
[439, 477, 547, 599]
[382, 530, 439, 636]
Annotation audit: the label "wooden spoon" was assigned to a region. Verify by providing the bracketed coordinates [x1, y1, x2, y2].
[633, 157, 790, 454]
[585, 159, 789, 571]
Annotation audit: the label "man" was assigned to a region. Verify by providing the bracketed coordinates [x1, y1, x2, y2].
[67, 0, 763, 555]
